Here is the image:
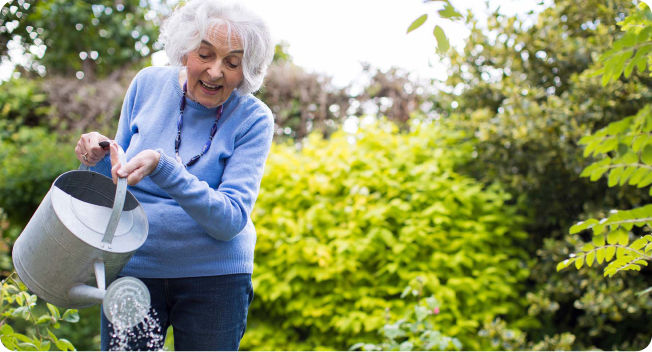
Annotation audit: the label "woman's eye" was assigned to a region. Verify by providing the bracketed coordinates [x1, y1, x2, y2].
[226, 58, 240, 68]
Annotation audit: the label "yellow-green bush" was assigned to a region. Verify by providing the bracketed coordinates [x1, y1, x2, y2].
[242, 121, 531, 350]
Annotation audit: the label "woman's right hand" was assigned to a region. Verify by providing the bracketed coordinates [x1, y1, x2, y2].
[75, 132, 111, 166]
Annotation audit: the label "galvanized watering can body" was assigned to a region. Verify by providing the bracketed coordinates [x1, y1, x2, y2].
[12, 150, 151, 327]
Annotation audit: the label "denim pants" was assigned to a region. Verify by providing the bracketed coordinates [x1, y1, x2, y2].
[100, 274, 253, 351]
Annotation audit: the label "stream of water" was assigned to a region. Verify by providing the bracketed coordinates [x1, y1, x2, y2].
[105, 293, 165, 350]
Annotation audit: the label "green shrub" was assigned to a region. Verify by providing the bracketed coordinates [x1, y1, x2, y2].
[242, 121, 531, 350]
[0, 78, 52, 136]
[0, 274, 78, 351]
[350, 278, 462, 351]
[0, 127, 77, 228]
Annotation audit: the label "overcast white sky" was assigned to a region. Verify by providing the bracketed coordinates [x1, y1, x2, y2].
[231, 0, 552, 87]
[3, 0, 558, 85]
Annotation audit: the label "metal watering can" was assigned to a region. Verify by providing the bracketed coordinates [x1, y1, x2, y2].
[12, 146, 150, 329]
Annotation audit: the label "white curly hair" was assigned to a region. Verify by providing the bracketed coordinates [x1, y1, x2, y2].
[160, 0, 274, 95]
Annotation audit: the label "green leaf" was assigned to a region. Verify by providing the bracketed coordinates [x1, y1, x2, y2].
[632, 134, 650, 153]
[556, 258, 574, 271]
[15, 293, 24, 306]
[629, 168, 650, 185]
[608, 167, 624, 187]
[606, 246, 617, 261]
[438, 3, 463, 19]
[407, 14, 428, 33]
[433, 25, 450, 54]
[12, 306, 29, 319]
[624, 53, 637, 78]
[16, 342, 38, 350]
[0, 324, 14, 335]
[55, 338, 75, 351]
[570, 219, 599, 234]
[593, 221, 607, 235]
[617, 246, 626, 258]
[607, 230, 619, 245]
[61, 309, 80, 323]
[383, 323, 406, 339]
[596, 247, 605, 264]
[586, 251, 595, 267]
[618, 231, 630, 246]
[26, 294, 37, 307]
[36, 314, 51, 325]
[642, 145, 652, 165]
[39, 340, 51, 351]
[619, 166, 637, 186]
[13, 333, 35, 343]
[400, 286, 411, 298]
[425, 296, 439, 310]
[637, 171, 652, 188]
[415, 305, 430, 321]
[589, 164, 610, 181]
[575, 254, 585, 269]
[47, 329, 59, 344]
[399, 341, 414, 351]
[631, 238, 647, 250]
[46, 303, 60, 320]
[592, 234, 606, 246]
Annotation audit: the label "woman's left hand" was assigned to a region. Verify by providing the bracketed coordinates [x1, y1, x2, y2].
[110, 142, 161, 186]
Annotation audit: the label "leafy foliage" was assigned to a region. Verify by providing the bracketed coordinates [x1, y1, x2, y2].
[407, 0, 463, 54]
[0, 274, 79, 351]
[0, 78, 52, 134]
[559, 4, 652, 283]
[592, 3, 652, 86]
[433, 0, 652, 349]
[0, 127, 77, 227]
[350, 278, 461, 351]
[478, 318, 575, 351]
[0, 0, 160, 78]
[242, 122, 530, 350]
[441, 0, 648, 240]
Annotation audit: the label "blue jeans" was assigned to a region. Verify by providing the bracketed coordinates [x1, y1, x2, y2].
[101, 274, 253, 351]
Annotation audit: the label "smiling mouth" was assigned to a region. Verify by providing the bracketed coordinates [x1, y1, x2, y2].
[200, 80, 222, 91]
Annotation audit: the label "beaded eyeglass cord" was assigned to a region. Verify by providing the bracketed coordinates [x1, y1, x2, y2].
[175, 82, 224, 167]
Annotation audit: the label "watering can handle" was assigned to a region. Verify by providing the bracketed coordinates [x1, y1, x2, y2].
[78, 142, 127, 246]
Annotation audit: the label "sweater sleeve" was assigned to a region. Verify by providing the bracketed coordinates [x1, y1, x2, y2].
[114, 73, 139, 152]
[148, 110, 274, 241]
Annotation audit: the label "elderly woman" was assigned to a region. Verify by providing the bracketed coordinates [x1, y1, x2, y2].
[74, 1, 274, 350]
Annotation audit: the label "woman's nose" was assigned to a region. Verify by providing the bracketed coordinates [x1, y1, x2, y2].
[207, 61, 223, 79]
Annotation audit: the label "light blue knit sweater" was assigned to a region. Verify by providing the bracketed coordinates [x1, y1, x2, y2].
[93, 66, 274, 278]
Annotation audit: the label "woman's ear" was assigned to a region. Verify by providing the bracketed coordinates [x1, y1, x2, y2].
[181, 54, 188, 66]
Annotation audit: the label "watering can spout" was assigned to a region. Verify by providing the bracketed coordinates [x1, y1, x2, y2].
[66, 259, 107, 305]
[67, 259, 151, 329]
[67, 278, 151, 329]
[68, 284, 105, 305]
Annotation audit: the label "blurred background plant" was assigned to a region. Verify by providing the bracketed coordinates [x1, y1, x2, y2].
[350, 277, 462, 351]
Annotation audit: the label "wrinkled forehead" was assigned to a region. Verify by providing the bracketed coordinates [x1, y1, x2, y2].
[203, 22, 243, 50]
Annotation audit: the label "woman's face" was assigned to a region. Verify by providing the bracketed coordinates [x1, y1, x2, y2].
[183, 25, 244, 108]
